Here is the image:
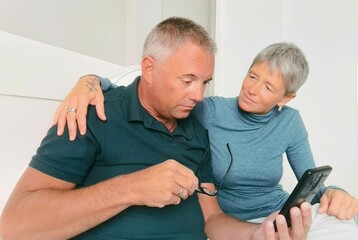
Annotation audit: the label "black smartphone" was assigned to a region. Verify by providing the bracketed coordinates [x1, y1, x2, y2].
[274, 165, 332, 231]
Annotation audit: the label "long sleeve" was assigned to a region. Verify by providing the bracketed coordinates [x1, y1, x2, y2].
[99, 77, 118, 92]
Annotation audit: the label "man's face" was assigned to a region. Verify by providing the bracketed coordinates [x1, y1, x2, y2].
[145, 43, 214, 121]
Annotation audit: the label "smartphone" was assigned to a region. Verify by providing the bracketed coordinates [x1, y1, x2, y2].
[274, 165, 332, 231]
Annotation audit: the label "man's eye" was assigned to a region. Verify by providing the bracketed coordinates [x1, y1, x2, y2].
[181, 78, 192, 85]
[183, 81, 191, 85]
[249, 75, 257, 80]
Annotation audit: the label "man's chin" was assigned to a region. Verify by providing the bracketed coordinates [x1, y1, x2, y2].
[174, 112, 191, 119]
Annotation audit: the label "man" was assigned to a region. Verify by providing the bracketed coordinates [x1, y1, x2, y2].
[0, 17, 311, 240]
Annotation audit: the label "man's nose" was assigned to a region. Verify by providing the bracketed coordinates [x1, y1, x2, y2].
[190, 84, 205, 102]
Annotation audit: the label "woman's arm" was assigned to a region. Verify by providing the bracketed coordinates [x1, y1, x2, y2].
[53, 75, 116, 141]
[198, 183, 312, 240]
[286, 111, 358, 220]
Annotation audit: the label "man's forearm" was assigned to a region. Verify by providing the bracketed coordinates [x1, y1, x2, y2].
[204, 212, 259, 240]
[0, 174, 133, 240]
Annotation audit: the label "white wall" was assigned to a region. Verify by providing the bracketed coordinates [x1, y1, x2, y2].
[215, 0, 358, 195]
[0, 0, 215, 66]
[0, 0, 128, 65]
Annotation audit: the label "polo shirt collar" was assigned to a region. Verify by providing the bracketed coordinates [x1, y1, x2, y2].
[123, 77, 194, 140]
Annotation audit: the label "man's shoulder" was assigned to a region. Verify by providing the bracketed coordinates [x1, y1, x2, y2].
[103, 85, 126, 102]
[104, 77, 139, 103]
[188, 113, 205, 128]
[86, 86, 128, 122]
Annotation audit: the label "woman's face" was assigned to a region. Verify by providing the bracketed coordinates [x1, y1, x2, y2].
[238, 62, 295, 114]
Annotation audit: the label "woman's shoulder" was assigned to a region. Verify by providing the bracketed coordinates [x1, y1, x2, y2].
[203, 96, 237, 110]
[205, 95, 237, 102]
[279, 105, 306, 129]
[280, 105, 301, 117]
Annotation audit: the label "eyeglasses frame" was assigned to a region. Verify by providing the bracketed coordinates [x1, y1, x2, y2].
[195, 143, 233, 196]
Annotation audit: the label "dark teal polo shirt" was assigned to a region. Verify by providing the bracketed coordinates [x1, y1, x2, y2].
[30, 77, 213, 240]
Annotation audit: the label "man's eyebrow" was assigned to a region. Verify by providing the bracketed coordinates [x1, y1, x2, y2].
[248, 70, 258, 77]
[179, 73, 197, 78]
[178, 74, 212, 83]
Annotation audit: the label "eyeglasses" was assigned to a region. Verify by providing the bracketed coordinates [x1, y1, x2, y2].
[195, 143, 233, 196]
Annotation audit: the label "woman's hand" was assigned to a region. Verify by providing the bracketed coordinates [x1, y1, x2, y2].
[53, 75, 106, 141]
[318, 188, 358, 220]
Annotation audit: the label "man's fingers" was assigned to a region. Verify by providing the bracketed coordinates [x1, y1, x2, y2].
[176, 187, 189, 200]
[264, 221, 276, 240]
[170, 194, 182, 206]
[300, 202, 312, 230]
[289, 207, 304, 239]
[172, 161, 198, 194]
[287, 202, 311, 240]
[275, 215, 290, 239]
[174, 170, 198, 194]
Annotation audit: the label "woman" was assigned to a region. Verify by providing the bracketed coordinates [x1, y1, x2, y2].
[55, 42, 358, 239]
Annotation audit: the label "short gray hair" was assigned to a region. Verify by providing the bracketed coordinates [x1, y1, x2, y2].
[143, 17, 217, 63]
[250, 42, 309, 94]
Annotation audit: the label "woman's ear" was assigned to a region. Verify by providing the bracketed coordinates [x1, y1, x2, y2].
[278, 93, 296, 107]
[141, 56, 155, 84]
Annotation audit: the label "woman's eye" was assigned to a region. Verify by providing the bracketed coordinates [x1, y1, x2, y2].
[265, 85, 273, 92]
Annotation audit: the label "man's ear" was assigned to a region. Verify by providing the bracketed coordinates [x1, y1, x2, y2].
[141, 56, 155, 84]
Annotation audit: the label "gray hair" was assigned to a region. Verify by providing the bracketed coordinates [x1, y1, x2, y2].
[143, 17, 217, 63]
[250, 42, 309, 94]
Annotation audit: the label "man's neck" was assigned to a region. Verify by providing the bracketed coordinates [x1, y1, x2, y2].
[137, 80, 177, 132]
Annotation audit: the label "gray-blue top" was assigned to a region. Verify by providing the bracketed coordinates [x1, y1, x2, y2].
[193, 96, 317, 220]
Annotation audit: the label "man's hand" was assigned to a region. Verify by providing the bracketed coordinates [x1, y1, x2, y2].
[126, 160, 198, 208]
[53, 75, 106, 141]
[253, 202, 312, 240]
[318, 188, 358, 220]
